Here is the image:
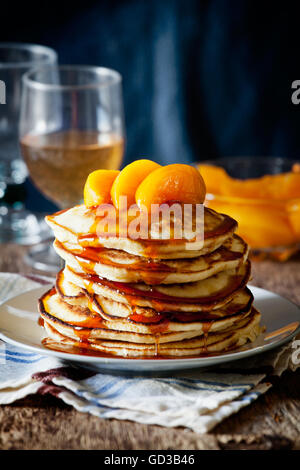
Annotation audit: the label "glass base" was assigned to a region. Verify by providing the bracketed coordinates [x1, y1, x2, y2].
[25, 241, 62, 273]
[0, 206, 51, 244]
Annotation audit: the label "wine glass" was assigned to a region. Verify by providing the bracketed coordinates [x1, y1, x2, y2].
[19, 65, 125, 271]
[0, 43, 57, 243]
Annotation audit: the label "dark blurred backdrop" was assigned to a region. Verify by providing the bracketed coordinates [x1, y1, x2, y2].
[1, 0, 298, 212]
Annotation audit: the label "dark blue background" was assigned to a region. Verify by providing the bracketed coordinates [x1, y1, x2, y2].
[2, 0, 299, 212]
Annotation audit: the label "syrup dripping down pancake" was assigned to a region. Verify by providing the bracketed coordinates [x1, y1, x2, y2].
[41, 308, 262, 358]
[53, 234, 248, 285]
[46, 205, 237, 259]
[56, 269, 253, 321]
[39, 286, 254, 337]
[62, 261, 251, 313]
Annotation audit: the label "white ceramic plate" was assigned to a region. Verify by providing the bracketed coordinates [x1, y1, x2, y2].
[0, 285, 299, 372]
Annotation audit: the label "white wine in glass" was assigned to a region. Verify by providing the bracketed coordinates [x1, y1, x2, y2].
[21, 130, 124, 208]
[20, 65, 125, 271]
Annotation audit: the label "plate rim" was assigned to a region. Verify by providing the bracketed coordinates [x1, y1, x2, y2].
[0, 284, 299, 369]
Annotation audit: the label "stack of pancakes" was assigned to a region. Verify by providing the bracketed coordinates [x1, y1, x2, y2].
[39, 204, 262, 358]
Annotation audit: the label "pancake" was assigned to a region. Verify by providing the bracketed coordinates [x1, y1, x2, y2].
[56, 269, 254, 321]
[46, 205, 237, 259]
[53, 234, 248, 285]
[42, 308, 262, 358]
[63, 261, 251, 312]
[39, 286, 253, 336]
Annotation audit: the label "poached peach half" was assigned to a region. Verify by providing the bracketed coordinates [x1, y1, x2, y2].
[111, 159, 161, 209]
[135, 164, 206, 211]
[84, 169, 119, 207]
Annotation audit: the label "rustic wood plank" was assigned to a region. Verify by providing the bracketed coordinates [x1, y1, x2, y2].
[0, 394, 293, 450]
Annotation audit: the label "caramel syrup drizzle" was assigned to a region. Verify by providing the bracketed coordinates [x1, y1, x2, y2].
[39, 285, 224, 357]
[48, 205, 237, 261]
[41, 206, 242, 359]
[68, 262, 250, 307]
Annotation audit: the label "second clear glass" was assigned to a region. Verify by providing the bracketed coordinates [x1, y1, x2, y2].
[0, 42, 57, 244]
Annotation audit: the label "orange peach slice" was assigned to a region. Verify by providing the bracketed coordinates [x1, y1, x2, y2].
[111, 159, 161, 209]
[135, 164, 206, 211]
[287, 200, 300, 237]
[199, 163, 300, 200]
[206, 198, 296, 248]
[221, 172, 300, 200]
[84, 169, 119, 208]
[197, 164, 228, 195]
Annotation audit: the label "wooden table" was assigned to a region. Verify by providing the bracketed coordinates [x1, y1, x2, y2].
[0, 243, 300, 450]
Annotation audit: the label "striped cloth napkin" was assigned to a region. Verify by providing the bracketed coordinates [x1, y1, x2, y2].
[0, 272, 298, 434]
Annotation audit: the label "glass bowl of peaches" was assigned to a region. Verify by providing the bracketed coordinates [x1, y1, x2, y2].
[197, 157, 300, 261]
